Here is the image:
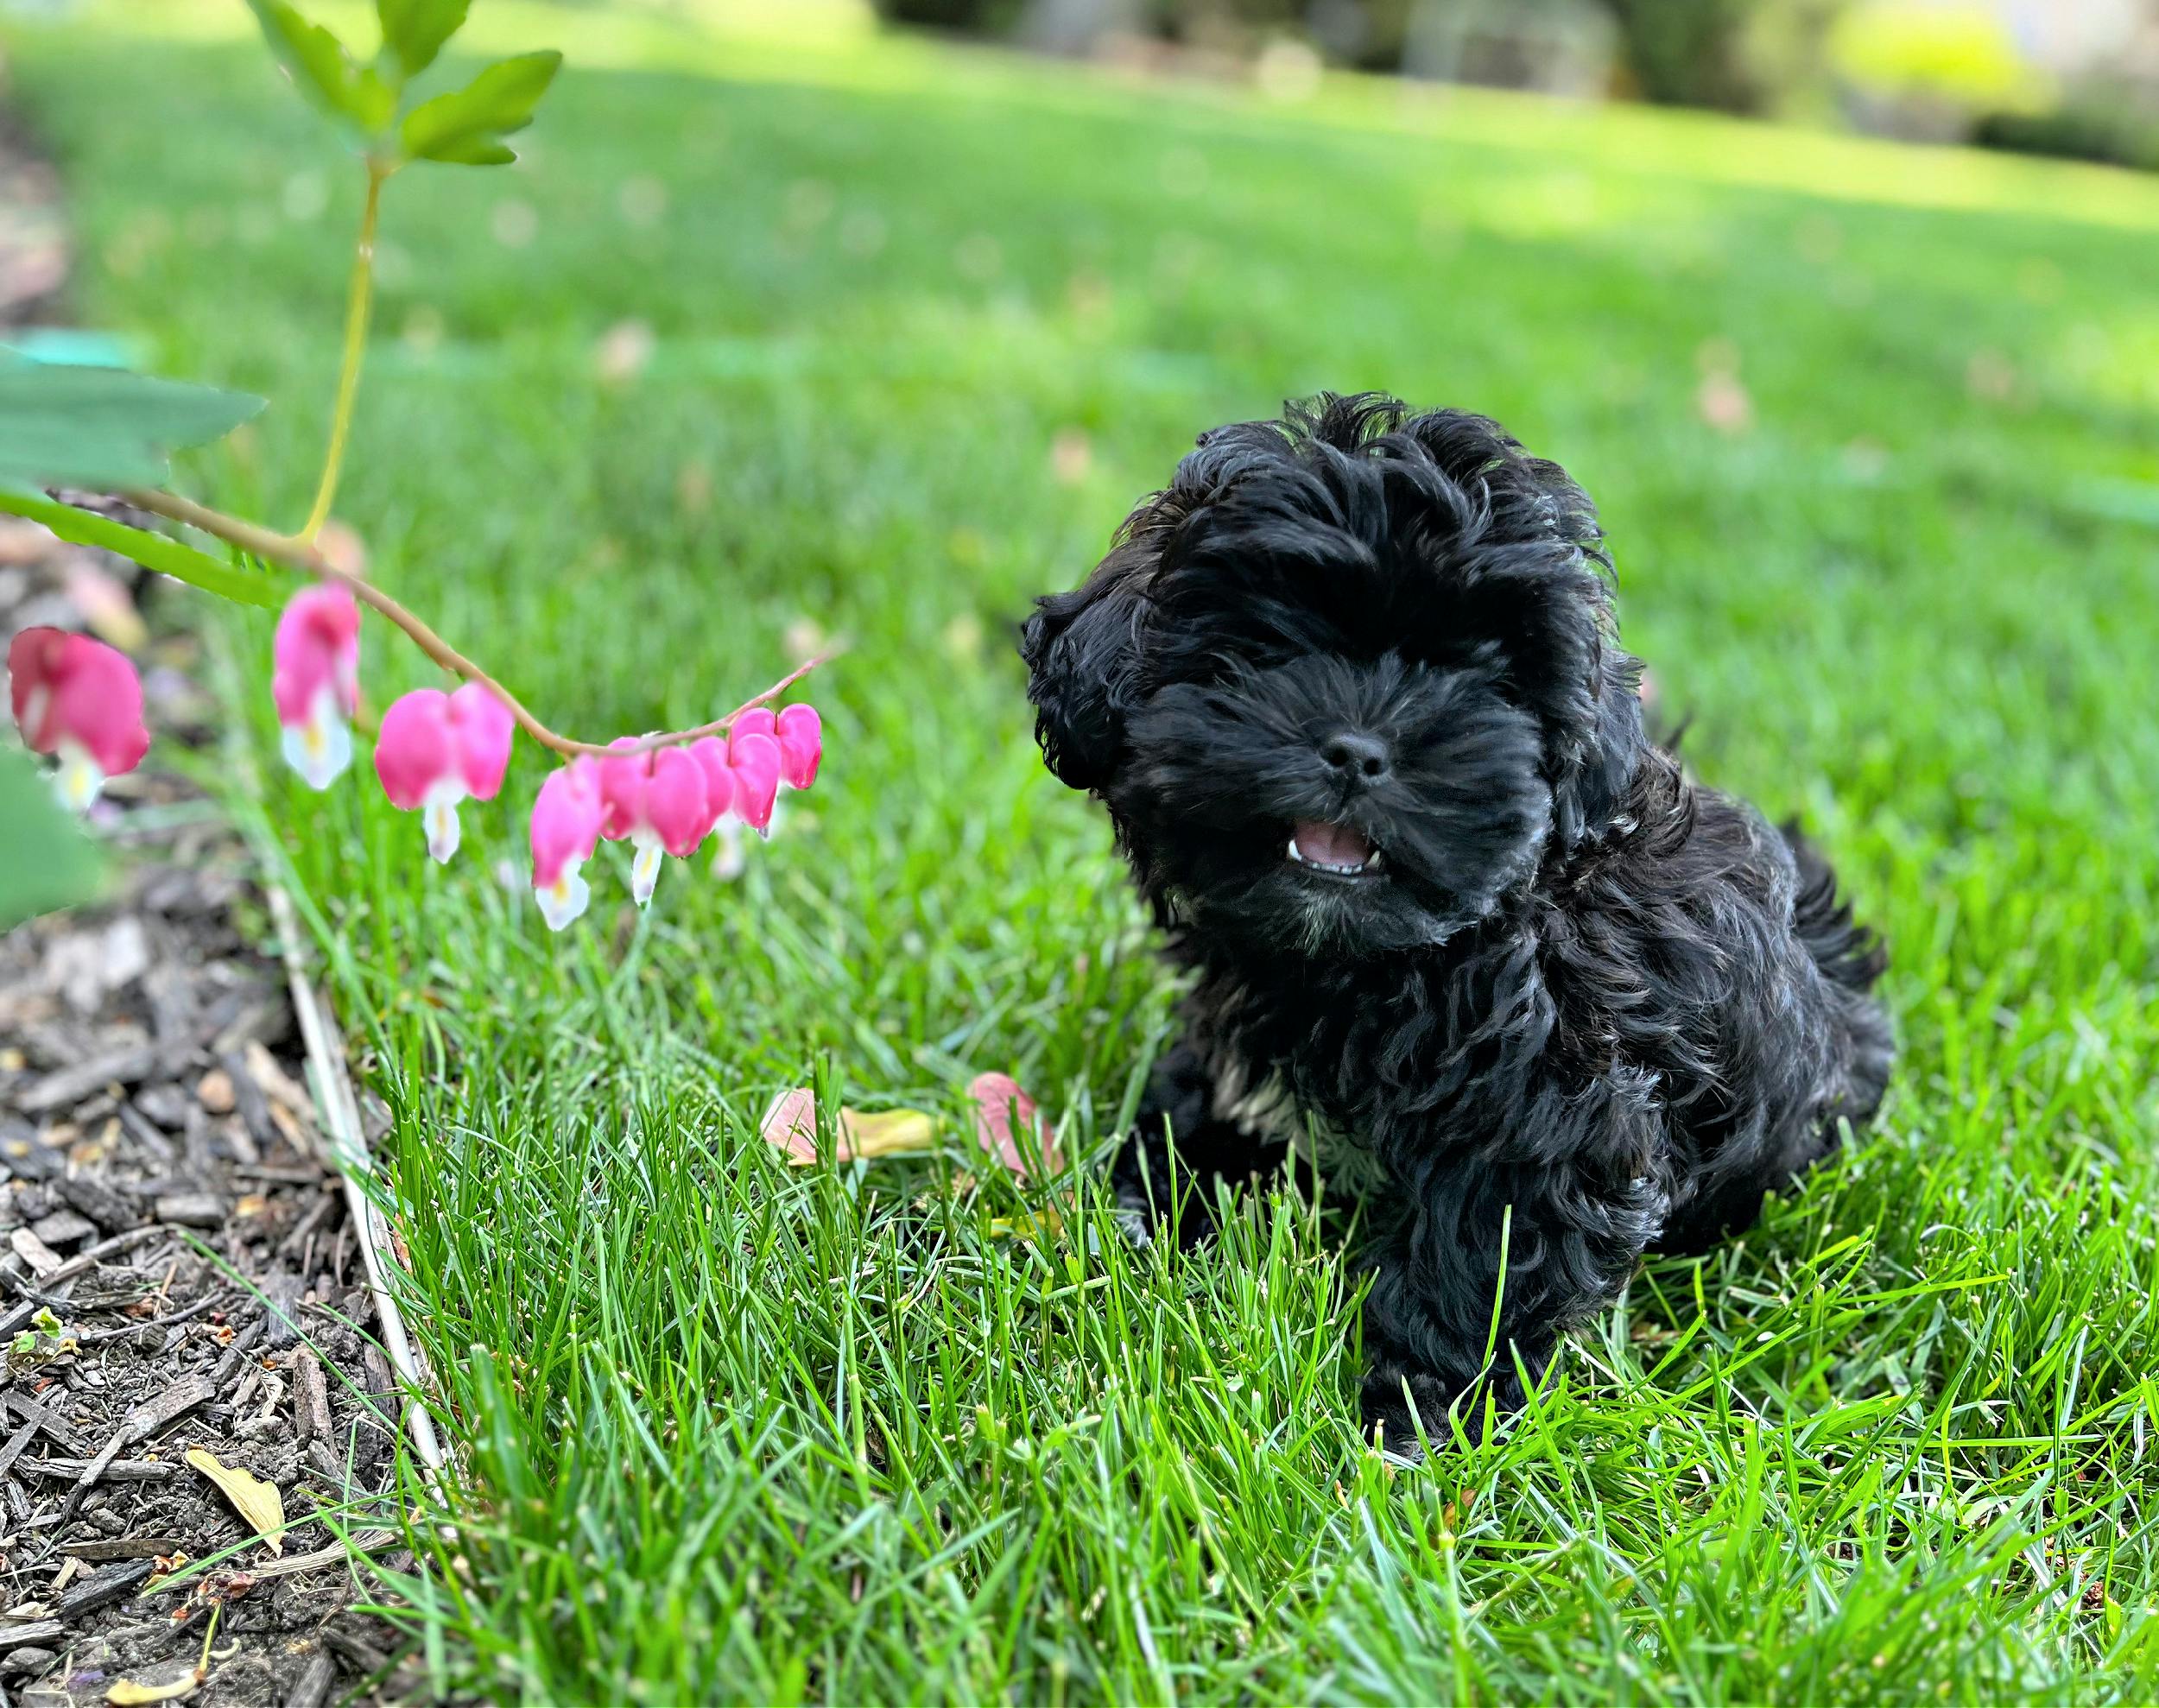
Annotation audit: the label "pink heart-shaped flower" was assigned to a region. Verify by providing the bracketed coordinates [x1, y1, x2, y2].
[529, 758, 605, 931]
[446, 683, 514, 800]
[372, 689, 456, 812]
[687, 736, 738, 835]
[729, 729, 782, 832]
[8, 627, 150, 780]
[645, 746, 711, 857]
[596, 736, 651, 841]
[530, 759, 605, 887]
[270, 585, 360, 724]
[776, 703, 822, 790]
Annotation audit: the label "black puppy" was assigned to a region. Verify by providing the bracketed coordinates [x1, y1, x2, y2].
[1023, 394, 1891, 1445]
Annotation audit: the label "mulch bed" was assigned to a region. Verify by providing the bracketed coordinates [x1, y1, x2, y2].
[3, 92, 427, 1708]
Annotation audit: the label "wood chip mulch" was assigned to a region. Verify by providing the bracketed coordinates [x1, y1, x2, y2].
[3, 90, 430, 1708]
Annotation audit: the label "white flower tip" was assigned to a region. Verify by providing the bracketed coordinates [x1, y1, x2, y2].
[630, 840, 663, 908]
[281, 696, 352, 792]
[535, 865, 589, 932]
[424, 796, 462, 865]
[709, 821, 745, 882]
[52, 750, 104, 814]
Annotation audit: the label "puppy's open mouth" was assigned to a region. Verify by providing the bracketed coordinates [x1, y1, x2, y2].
[1287, 819, 1383, 877]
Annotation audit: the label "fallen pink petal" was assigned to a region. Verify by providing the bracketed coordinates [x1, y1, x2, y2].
[271, 583, 360, 790]
[7, 625, 151, 812]
[969, 1072, 1058, 1180]
[759, 1086, 825, 1164]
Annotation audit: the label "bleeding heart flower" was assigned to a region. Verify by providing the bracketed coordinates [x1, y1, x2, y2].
[529, 759, 604, 931]
[372, 684, 514, 863]
[686, 735, 751, 877]
[271, 585, 360, 790]
[7, 627, 150, 812]
[776, 703, 822, 790]
[686, 736, 738, 831]
[598, 738, 709, 906]
[727, 726, 782, 835]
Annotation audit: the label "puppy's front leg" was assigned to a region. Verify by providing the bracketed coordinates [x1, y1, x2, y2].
[1359, 1096, 1668, 1449]
[1112, 1043, 1292, 1249]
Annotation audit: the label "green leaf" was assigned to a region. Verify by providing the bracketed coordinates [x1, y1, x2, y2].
[0, 353, 265, 493]
[399, 50, 561, 167]
[247, 0, 396, 132]
[377, 0, 468, 79]
[421, 136, 516, 166]
[0, 489, 284, 610]
[0, 745, 104, 931]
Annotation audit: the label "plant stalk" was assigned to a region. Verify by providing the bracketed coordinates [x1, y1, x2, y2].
[118, 485, 834, 761]
[301, 158, 388, 541]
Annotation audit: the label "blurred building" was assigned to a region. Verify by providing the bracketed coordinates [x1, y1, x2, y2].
[1833, 0, 2159, 161]
[1988, 0, 2158, 75]
[1397, 0, 1615, 98]
[985, 0, 2159, 164]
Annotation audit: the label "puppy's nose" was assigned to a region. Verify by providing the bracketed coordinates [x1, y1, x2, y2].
[1320, 731, 1391, 786]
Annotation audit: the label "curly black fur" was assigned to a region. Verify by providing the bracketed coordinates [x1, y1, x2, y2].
[1023, 394, 1892, 1445]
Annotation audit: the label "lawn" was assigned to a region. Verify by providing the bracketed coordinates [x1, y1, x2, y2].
[9, 1, 2159, 1699]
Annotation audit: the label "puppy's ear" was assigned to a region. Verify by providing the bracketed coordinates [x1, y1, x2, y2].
[1022, 544, 1155, 794]
[1549, 643, 1646, 845]
[1398, 409, 1647, 845]
[1507, 568, 1646, 846]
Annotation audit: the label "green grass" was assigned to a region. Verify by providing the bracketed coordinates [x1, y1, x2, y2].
[9, 1, 2159, 1699]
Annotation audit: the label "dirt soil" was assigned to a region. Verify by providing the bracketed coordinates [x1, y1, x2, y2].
[3, 92, 427, 1708]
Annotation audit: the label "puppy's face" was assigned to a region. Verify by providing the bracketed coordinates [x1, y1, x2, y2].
[1024, 396, 1643, 961]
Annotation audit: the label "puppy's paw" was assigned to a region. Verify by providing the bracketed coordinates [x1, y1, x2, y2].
[1108, 1128, 1219, 1253]
[1111, 1195, 1156, 1253]
[1361, 1366, 1526, 1454]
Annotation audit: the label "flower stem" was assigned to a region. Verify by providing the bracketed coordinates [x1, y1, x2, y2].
[117, 485, 836, 761]
[301, 159, 389, 541]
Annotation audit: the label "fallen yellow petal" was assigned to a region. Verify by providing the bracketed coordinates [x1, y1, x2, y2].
[185, 1448, 285, 1556]
[988, 1206, 1066, 1242]
[835, 1108, 938, 1158]
[108, 1667, 205, 1704]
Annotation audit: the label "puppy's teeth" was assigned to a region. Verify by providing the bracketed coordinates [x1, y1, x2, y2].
[1288, 832, 1382, 876]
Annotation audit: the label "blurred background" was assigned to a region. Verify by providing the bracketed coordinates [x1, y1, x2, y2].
[882, 0, 2159, 170]
[3, 0, 2159, 1696]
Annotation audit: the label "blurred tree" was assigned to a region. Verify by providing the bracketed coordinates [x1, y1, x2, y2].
[1147, 0, 1301, 48]
[1596, 0, 1763, 109]
[1974, 95, 2158, 168]
[875, 0, 1026, 29]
